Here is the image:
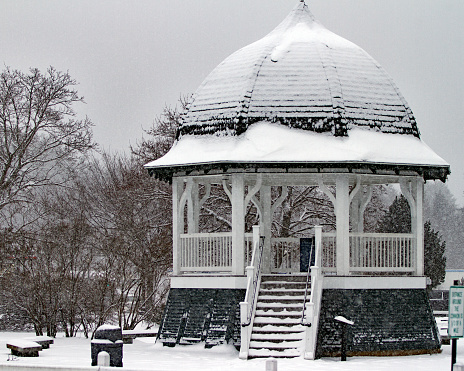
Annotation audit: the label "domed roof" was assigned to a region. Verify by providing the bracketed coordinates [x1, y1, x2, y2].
[146, 1, 449, 182]
[178, 1, 419, 138]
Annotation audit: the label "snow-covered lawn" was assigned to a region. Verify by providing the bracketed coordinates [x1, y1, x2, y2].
[0, 332, 462, 371]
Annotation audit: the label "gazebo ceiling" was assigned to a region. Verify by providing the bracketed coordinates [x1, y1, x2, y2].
[145, 1, 450, 182]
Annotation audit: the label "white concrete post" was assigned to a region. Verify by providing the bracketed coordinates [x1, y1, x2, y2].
[172, 177, 183, 275]
[335, 175, 350, 275]
[266, 359, 278, 371]
[415, 178, 424, 276]
[97, 351, 110, 367]
[232, 174, 245, 275]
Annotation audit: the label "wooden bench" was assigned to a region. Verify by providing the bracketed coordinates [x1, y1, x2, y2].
[122, 329, 158, 344]
[7, 340, 43, 357]
[25, 336, 54, 349]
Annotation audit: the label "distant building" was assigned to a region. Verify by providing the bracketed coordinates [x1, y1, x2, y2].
[145, 1, 450, 359]
[437, 269, 464, 290]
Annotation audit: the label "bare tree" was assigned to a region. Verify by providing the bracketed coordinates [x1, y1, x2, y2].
[83, 152, 172, 330]
[0, 67, 95, 214]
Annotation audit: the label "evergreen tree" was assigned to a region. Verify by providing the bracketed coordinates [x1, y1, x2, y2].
[377, 194, 446, 289]
[424, 221, 446, 289]
[376, 195, 411, 233]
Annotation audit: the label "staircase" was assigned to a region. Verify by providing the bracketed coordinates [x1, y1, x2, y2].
[248, 274, 309, 358]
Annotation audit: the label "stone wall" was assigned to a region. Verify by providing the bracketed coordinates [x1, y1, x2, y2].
[316, 288, 441, 357]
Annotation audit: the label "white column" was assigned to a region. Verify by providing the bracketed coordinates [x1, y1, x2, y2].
[335, 175, 350, 275]
[172, 177, 184, 275]
[261, 185, 272, 274]
[190, 181, 200, 233]
[415, 178, 424, 276]
[350, 194, 361, 233]
[186, 178, 195, 234]
[232, 174, 245, 275]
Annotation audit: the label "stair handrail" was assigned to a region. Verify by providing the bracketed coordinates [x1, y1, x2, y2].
[300, 235, 315, 325]
[242, 227, 264, 326]
[239, 225, 264, 359]
[303, 226, 324, 360]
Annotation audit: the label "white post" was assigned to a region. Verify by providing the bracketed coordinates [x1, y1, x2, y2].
[239, 301, 249, 359]
[335, 175, 350, 275]
[172, 177, 183, 275]
[97, 351, 110, 367]
[232, 174, 245, 275]
[415, 178, 424, 276]
[304, 225, 323, 359]
[315, 225, 322, 268]
[261, 185, 272, 274]
[190, 180, 200, 233]
[186, 178, 195, 234]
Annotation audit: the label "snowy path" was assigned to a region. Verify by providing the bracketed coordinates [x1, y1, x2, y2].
[0, 332, 462, 371]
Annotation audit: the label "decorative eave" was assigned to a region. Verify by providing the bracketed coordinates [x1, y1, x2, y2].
[147, 161, 450, 183]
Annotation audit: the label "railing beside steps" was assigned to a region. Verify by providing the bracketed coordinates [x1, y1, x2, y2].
[239, 226, 263, 360]
[302, 226, 324, 360]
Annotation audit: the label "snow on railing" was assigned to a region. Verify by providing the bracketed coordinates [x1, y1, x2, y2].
[239, 226, 263, 360]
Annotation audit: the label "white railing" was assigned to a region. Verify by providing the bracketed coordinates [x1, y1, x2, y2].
[320, 232, 414, 273]
[239, 226, 263, 360]
[304, 226, 324, 360]
[179, 231, 415, 274]
[179, 232, 233, 272]
[271, 237, 300, 272]
[350, 233, 414, 272]
[321, 233, 336, 272]
[179, 232, 253, 273]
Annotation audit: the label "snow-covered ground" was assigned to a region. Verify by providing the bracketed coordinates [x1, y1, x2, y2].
[0, 332, 463, 371]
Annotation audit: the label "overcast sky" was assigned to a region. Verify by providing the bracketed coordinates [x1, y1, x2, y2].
[1, 0, 463, 205]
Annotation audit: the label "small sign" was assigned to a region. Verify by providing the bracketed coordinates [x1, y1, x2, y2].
[449, 286, 464, 338]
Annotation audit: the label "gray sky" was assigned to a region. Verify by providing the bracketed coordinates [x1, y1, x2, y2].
[1, 0, 463, 205]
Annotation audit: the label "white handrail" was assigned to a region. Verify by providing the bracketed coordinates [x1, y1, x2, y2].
[304, 226, 324, 360]
[239, 225, 262, 360]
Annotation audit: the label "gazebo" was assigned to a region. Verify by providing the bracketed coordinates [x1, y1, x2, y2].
[146, 1, 450, 359]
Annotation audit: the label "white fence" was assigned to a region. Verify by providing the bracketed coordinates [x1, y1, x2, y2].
[179, 232, 415, 274]
[349, 233, 414, 272]
[320, 232, 415, 273]
[179, 233, 253, 272]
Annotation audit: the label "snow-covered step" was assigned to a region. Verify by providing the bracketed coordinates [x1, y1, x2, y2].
[258, 294, 309, 304]
[249, 340, 303, 349]
[256, 302, 304, 309]
[251, 332, 304, 341]
[247, 274, 311, 359]
[253, 316, 301, 325]
[255, 307, 302, 315]
[248, 348, 301, 358]
[260, 281, 307, 290]
[259, 288, 307, 296]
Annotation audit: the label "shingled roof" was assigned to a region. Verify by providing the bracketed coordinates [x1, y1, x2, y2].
[178, 1, 418, 138]
[145, 1, 450, 181]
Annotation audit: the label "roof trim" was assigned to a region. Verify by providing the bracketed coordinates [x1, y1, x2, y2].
[147, 161, 450, 183]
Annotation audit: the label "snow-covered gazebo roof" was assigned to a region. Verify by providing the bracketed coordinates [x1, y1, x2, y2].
[146, 1, 450, 182]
